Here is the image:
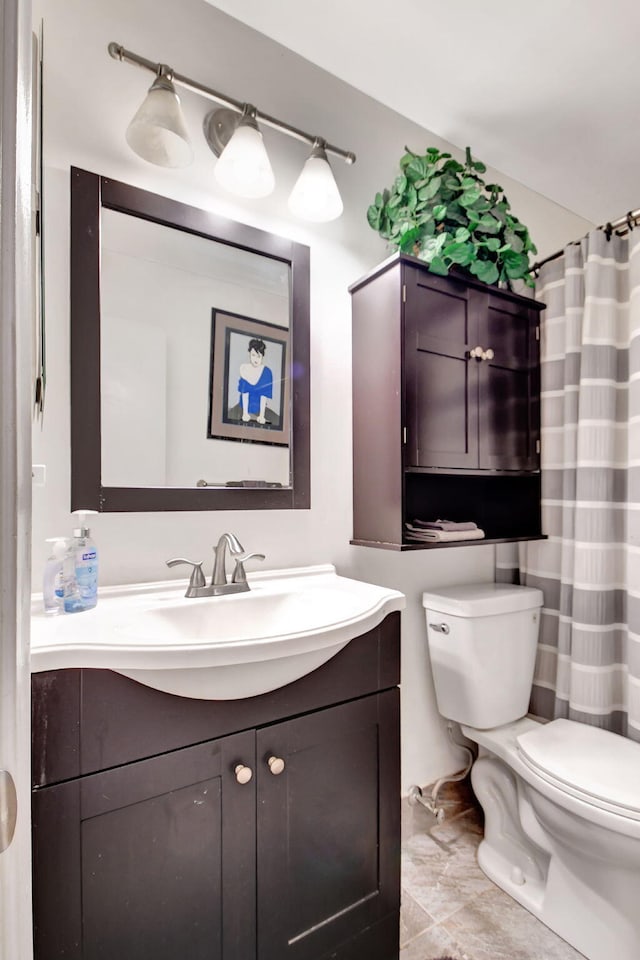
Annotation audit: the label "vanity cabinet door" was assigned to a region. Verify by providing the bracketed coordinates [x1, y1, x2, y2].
[256, 690, 400, 960]
[32, 730, 256, 960]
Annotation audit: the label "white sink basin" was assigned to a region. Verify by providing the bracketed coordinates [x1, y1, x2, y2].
[30, 564, 405, 699]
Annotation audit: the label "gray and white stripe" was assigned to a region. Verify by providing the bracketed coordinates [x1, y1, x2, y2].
[498, 228, 640, 741]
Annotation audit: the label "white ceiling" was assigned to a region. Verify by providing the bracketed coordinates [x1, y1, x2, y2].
[205, 0, 640, 226]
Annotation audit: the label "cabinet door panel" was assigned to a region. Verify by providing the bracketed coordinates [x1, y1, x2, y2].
[82, 777, 222, 960]
[479, 295, 539, 470]
[33, 731, 256, 960]
[404, 268, 479, 468]
[256, 691, 400, 960]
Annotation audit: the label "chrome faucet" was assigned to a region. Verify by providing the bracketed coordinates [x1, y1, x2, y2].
[211, 532, 244, 586]
[167, 532, 265, 598]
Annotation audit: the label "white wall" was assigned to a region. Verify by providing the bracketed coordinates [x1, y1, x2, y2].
[31, 0, 594, 791]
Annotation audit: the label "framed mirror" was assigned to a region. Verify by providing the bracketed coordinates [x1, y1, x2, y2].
[70, 167, 310, 511]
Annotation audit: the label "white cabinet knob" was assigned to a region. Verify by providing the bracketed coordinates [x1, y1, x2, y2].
[267, 756, 285, 775]
[234, 763, 253, 784]
[483, 347, 495, 360]
[469, 346, 483, 359]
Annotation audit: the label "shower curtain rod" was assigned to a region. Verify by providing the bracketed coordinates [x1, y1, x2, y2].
[532, 204, 640, 274]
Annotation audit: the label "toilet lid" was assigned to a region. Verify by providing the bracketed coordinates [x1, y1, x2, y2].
[517, 719, 640, 819]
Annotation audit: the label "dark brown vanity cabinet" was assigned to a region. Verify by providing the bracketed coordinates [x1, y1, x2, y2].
[31, 616, 401, 960]
[350, 253, 545, 548]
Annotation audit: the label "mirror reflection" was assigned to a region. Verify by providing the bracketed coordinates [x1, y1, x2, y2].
[100, 210, 291, 488]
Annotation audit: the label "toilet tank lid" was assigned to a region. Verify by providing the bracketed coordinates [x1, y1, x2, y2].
[422, 582, 544, 617]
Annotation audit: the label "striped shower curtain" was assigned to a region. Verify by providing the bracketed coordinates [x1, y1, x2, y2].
[497, 228, 640, 741]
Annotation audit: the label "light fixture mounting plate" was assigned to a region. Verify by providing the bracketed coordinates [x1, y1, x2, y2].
[203, 107, 241, 157]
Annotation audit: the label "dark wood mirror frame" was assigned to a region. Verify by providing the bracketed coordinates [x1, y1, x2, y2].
[70, 167, 310, 512]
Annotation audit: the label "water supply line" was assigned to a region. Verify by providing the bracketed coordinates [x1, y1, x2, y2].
[408, 723, 475, 823]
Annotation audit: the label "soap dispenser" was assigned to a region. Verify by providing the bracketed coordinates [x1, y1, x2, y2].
[63, 510, 99, 613]
[43, 538, 68, 615]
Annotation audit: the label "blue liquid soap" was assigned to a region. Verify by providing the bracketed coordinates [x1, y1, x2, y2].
[63, 513, 98, 613]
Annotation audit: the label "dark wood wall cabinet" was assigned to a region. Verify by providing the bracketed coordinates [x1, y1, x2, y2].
[31, 615, 401, 960]
[350, 253, 545, 549]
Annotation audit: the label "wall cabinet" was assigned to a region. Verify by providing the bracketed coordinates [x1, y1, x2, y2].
[31, 615, 400, 960]
[350, 253, 545, 549]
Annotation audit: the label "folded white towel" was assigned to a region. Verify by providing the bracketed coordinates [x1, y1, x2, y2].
[412, 518, 479, 532]
[405, 526, 486, 543]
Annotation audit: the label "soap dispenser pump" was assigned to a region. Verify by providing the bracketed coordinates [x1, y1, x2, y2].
[63, 510, 99, 613]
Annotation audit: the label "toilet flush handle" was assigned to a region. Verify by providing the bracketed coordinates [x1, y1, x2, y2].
[429, 622, 450, 635]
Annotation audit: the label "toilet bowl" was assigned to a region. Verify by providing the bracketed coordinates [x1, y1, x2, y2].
[423, 582, 640, 960]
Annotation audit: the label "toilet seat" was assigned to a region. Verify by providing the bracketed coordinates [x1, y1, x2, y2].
[517, 718, 640, 821]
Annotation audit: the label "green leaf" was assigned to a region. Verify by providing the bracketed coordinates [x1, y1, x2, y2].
[443, 241, 476, 266]
[442, 159, 465, 173]
[394, 174, 408, 195]
[398, 226, 422, 252]
[483, 237, 501, 252]
[406, 157, 426, 180]
[445, 204, 468, 226]
[455, 227, 471, 242]
[504, 229, 524, 253]
[387, 193, 402, 210]
[475, 214, 501, 234]
[418, 176, 442, 201]
[502, 251, 530, 279]
[432, 203, 447, 220]
[367, 204, 382, 229]
[419, 233, 448, 260]
[472, 160, 487, 173]
[459, 187, 482, 207]
[428, 256, 449, 276]
[473, 197, 491, 213]
[470, 260, 499, 284]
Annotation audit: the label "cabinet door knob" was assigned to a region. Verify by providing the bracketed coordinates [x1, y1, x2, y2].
[267, 756, 285, 775]
[234, 763, 253, 784]
[469, 345, 483, 360]
[482, 347, 495, 361]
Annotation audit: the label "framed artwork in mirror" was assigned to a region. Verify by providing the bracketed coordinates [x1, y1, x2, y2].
[208, 310, 290, 445]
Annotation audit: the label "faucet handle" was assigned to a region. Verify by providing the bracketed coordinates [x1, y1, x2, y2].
[166, 558, 206, 591]
[232, 553, 265, 585]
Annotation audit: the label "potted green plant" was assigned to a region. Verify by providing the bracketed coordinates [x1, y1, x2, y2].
[367, 145, 537, 288]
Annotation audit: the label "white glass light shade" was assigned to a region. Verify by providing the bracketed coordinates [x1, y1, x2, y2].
[125, 77, 194, 169]
[214, 120, 275, 199]
[288, 145, 343, 222]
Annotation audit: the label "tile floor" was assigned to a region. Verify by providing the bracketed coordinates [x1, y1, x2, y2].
[399, 779, 586, 960]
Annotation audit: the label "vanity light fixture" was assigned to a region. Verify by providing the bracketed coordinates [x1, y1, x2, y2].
[109, 42, 356, 221]
[211, 105, 275, 199]
[288, 139, 343, 222]
[125, 67, 194, 169]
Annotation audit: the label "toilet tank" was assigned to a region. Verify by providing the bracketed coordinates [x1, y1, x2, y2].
[423, 583, 544, 729]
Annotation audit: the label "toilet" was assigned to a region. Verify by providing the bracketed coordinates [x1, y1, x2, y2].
[423, 581, 640, 960]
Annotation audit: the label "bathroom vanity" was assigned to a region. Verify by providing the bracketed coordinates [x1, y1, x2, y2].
[30, 567, 404, 960]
